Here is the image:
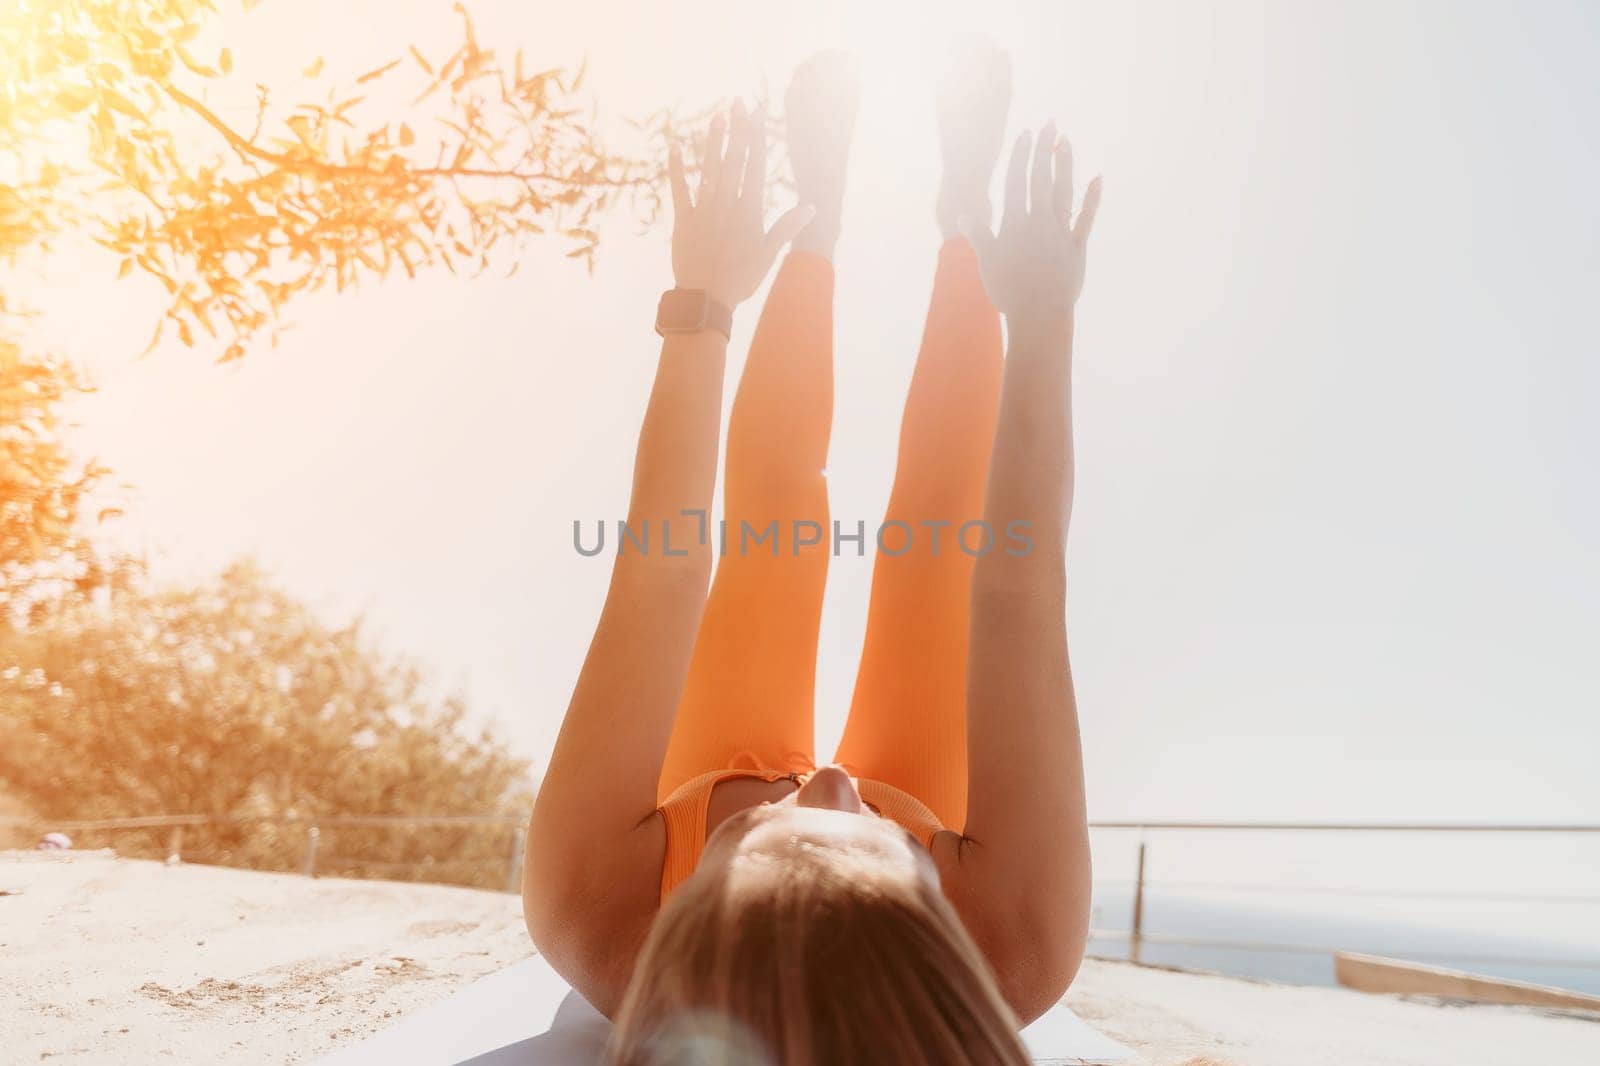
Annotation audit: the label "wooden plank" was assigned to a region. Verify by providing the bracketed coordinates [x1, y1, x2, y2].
[1335, 951, 1600, 1012]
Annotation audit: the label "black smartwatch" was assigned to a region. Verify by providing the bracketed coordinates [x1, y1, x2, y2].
[655, 289, 733, 340]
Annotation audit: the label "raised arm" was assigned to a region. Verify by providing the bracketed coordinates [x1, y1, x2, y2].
[524, 104, 812, 1005]
[943, 125, 1102, 1021]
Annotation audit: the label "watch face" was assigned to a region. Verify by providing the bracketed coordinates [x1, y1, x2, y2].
[657, 290, 709, 332]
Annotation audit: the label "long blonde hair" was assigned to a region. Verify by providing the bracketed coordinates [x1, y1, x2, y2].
[607, 842, 1030, 1065]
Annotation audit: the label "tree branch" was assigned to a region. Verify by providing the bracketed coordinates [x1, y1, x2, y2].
[159, 80, 654, 190]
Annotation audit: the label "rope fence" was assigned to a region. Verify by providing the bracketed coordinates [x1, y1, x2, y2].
[1084, 930, 1600, 970]
[1085, 822, 1600, 973]
[1, 812, 528, 892]
[7, 815, 1597, 973]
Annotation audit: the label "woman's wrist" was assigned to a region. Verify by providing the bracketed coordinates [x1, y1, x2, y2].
[1005, 306, 1075, 348]
[668, 277, 740, 311]
[659, 326, 731, 355]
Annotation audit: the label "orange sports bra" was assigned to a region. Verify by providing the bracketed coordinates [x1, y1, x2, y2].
[656, 767, 945, 899]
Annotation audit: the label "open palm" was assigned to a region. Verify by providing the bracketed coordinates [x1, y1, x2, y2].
[963, 122, 1101, 320]
[669, 103, 813, 309]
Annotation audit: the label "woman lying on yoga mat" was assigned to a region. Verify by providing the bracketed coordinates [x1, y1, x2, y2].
[525, 45, 1101, 1064]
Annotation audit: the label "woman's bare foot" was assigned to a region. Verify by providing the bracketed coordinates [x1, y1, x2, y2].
[936, 36, 1012, 240]
[784, 51, 859, 259]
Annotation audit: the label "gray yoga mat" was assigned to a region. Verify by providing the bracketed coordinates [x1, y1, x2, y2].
[316, 954, 1133, 1065]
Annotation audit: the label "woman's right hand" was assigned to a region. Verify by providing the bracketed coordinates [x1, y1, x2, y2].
[961, 122, 1101, 325]
[669, 102, 815, 309]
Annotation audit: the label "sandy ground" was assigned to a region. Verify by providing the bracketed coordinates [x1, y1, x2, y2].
[1071, 960, 1600, 1066]
[3, 850, 1597, 1065]
[1, 850, 529, 1063]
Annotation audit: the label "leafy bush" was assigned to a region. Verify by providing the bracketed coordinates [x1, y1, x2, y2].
[0, 560, 532, 889]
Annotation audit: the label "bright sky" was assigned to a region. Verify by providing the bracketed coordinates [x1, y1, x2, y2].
[28, 0, 1600, 889]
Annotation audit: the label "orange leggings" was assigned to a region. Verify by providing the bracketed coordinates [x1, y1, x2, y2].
[657, 239, 1003, 831]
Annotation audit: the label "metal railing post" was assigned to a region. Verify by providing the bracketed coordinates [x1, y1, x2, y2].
[1130, 837, 1147, 964]
[506, 825, 526, 894]
[304, 824, 320, 878]
[165, 824, 185, 864]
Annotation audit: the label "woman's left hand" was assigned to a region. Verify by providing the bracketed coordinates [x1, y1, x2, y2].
[669, 102, 815, 309]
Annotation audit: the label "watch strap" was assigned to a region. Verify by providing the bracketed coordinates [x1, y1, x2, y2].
[701, 297, 733, 340]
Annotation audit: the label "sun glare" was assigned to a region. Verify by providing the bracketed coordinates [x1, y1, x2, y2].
[837, 1, 1024, 105]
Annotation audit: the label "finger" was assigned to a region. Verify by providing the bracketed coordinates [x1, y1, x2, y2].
[716, 101, 751, 208]
[742, 105, 767, 220]
[1002, 130, 1030, 226]
[668, 144, 692, 217]
[1053, 137, 1075, 227]
[1074, 175, 1103, 243]
[698, 111, 726, 199]
[1031, 120, 1056, 216]
[759, 203, 817, 267]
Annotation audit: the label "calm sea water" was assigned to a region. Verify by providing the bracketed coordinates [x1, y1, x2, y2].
[1086, 885, 1600, 995]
